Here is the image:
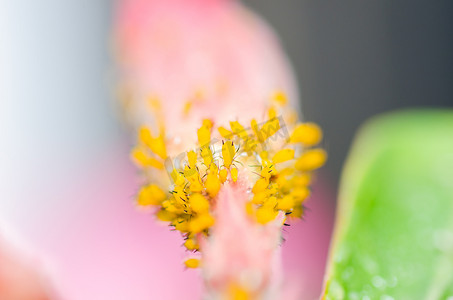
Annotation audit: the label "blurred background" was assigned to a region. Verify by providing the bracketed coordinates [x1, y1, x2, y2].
[0, 0, 452, 299]
[246, 0, 453, 187]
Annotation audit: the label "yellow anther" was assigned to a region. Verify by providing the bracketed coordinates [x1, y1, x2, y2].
[272, 90, 288, 105]
[156, 209, 176, 222]
[263, 196, 278, 208]
[260, 117, 280, 140]
[190, 180, 204, 193]
[219, 168, 228, 183]
[150, 135, 167, 159]
[243, 136, 258, 153]
[251, 119, 264, 143]
[272, 149, 295, 164]
[184, 258, 201, 269]
[260, 150, 269, 161]
[230, 121, 252, 151]
[295, 149, 327, 171]
[171, 169, 186, 186]
[189, 193, 210, 213]
[202, 119, 213, 130]
[189, 213, 215, 233]
[162, 200, 184, 214]
[277, 195, 295, 211]
[138, 126, 153, 146]
[292, 187, 310, 202]
[174, 218, 190, 233]
[252, 177, 269, 194]
[218, 126, 233, 139]
[291, 205, 304, 218]
[275, 176, 291, 193]
[138, 127, 167, 159]
[183, 165, 199, 183]
[205, 170, 221, 197]
[173, 185, 187, 205]
[256, 206, 278, 224]
[187, 150, 197, 168]
[131, 147, 164, 169]
[279, 167, 295, 177]
[231, 167, 238, 182]
[137, 184, 166, 206]
[292, 174, 311, 186]
[222, 141, 235, 169]
[289, 123, 323, 146]
[229, 284, 251, 300]
[197, 124, 211, 146]
[229, 121, 246, 137]
[200, 146, 213, 167]
[252, 191, 267, 204]
[260, 163, 275, 181]
[184, 239, 199, 251]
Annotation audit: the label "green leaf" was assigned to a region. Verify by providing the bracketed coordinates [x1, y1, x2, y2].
[322, 110, 453, 300]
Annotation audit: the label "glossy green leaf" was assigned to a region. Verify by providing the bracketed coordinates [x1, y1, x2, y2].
[323, 110, 453, 300]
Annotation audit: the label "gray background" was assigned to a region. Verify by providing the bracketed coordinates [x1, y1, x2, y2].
[247, 0, 453, 190]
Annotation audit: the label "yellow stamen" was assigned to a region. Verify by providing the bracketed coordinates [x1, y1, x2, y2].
[200, 146, 213, 167]
[219, 168, 228, 183]
[197, 124, 211, 146]
[137, 184, 166, 206]
[272, 149, 295, 164]
[171, 169, 186, 186]
[189, 213, 215, 233]
[189, 193, 210, 213]
[277, 195, 295, 211]
[289, 123, 323, 146]
[256, 206, 278, 224]
[295, 149, 327, 171]
[222, 141, 235, 169]
[184, 258, 201, 269]
[156, 209, 176, 222]
[184, 239, 199, 251]
[205, 164, 221, 197]
[131, 147, 164, 169]
[202, 119, 213, 130]
[231, 167, 238, 182]
[173, 185, 188, 205]
[252, 177, 269, 194]
[260, 117, 280, 140]
[218, 126, 233, 139]
[187, 150, 197, 168]
[149, 135, 167, 159]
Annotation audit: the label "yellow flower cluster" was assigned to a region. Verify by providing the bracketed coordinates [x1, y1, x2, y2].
[131, 92, 326, 268]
